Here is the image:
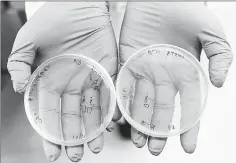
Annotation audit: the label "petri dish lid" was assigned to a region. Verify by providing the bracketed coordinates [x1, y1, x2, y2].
[116, 44, 208, 137]
[24, 54, 116, 146]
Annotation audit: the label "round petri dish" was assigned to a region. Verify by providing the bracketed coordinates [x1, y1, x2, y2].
[116, 44, 208, 137]
[24, 54, 116, 146]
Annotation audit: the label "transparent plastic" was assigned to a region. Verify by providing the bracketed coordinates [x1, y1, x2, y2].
[116, 44, 208, 137]
[24, 54, 116, 146]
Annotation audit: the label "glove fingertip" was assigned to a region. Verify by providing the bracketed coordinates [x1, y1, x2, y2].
[65, 146, 84, 162]
[112, 108, 122, 122]
[210, 78, 225, 88]
[181, 142, 197, 154]
[7, 60, 32, 93]
[13, 82, 27, 94]
[208, 53, 233, 88]
[106, 122, 115, 132]
[210, 72, 226, 88]
[88, 134, 104, 154]
[43, 139, 62, 162]
[131, 128, 147, 148]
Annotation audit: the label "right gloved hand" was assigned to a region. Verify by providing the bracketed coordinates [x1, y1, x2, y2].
[119, 2, 233, 156]
[7, 2, 121, 162]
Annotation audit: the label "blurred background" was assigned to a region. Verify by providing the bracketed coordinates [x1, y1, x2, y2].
[1, 1, 236, 163]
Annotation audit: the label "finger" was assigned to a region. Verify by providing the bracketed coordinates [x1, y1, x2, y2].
[61, 66, 93, 162]
[198, 11, 234, 88]
[131, 127, 147, 148]
[99, 80, 117, 132]
[65, 145, 84, 163]
[38, 86, 62, 161]
[131, 78, 155, 148]
[38, 86, 61, 139]
[180, 122, 200, 154]
[43, 139, 61, 162]
[148, 137, 167, 156]
[113, 104, 122, 122]
[83, 68, 113, 133]
[100, 81, 110, 123]
[98, 49, 121, 122]
[152, 85, 178, 132]
[148, 85, 177, 156]
[61, 92, 84, 162]
[82, 87, 103, 154]
[178, 69, 201, 154]
[100, 78, 121, 129]
[7, 61, 31, 93]
[106, 121, 115, 132]
[208, 52, 233, 88]
[7, 25, 36, 93]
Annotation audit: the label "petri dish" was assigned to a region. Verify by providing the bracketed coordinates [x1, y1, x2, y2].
[24, 54, 116, 146]
[116, 44, 208, 137]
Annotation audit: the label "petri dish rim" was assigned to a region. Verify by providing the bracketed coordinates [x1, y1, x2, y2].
[24, 54, 117, 146]
[116, 44, 209, 138]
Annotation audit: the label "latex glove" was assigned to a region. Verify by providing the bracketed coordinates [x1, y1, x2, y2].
[119, 2, 233, 155]
[7, 2, 121, 162]
[24, 1, 46, 20]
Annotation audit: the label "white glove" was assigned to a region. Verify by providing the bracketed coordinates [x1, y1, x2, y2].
[119, 2, 233, 155]
[8, 2, 121, 162]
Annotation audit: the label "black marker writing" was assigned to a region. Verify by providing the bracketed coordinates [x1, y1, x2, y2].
[168, 125, 175, 131]
[73, 135, 79, 139]
[80, 133, 86, 139]
[122, 88, 129, 99]
[74, 59, 82, 65]
[82, 105, 93, 114]
[147, 48, 160, 55]
[34, 65, 50, 82]
[141, 121, 155, 130]
[166, 51, 184, 59]
[35, 117, 42, 123]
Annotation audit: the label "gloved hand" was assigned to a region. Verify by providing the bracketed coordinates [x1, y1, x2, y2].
[7, 2, 121, 162]
[119, 2, 233, 155]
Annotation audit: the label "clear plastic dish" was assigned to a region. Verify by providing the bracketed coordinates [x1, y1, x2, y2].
[24, 54, 116, 146]
[116, 44, 208, 137]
